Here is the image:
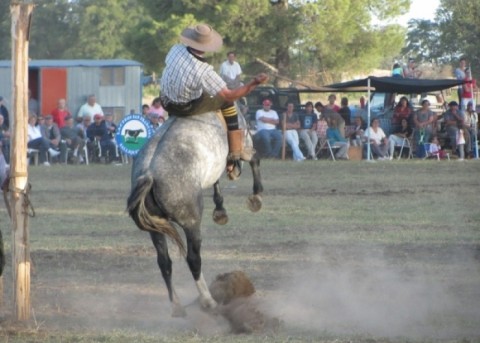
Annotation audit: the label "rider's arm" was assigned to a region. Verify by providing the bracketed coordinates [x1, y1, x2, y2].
[217, 73, 268, 102]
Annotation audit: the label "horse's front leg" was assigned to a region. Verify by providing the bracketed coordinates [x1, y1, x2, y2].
[247, 156, 263, 212]
[184, 228, 217, 310]
[149, 231, 186, 317]
[212, 180, 228, 225]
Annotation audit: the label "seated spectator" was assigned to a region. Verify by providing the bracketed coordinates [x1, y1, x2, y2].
[392, 62, 404, 78]
[443, 101, 470, 157]
[77, 115, 92, 136]
[321, 105, 345, 138]
[325, 94, 340, 112]
[50, 98, 71, 129]
[150, 97, 165, 120]
[142, 104, 150, 116]
[299, 101, 318, 160]
[0, 114, 10, 163]
[41, 114, 66, 163]
[0, 96, 9, 129]
[255, 99, 282, 158]
[388, 118, 412, 159]
[0, 142, 9, 191]
[282, 102, 305, 161]
[392, 96, 413, 131]
[350, 116, 367, 146]
[87, 114, 117, 163]
[149, 112, 164, 130]
[326, 117, 349, 160]
[413, 99, 435, 157]
[60, 115, 86, 164]
[27, 113, 59, 166]
[427, 135, 448, 159]
[104, 113, 117, 140]
[338, 97, 351, 125]
[363, 118, 389, 160]
[315, 103, 328, 139]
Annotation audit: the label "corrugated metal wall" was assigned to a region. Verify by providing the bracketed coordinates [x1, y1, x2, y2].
[0, 68, 12, 106]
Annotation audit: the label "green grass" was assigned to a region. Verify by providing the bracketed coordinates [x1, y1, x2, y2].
[0, 159, 479, 342]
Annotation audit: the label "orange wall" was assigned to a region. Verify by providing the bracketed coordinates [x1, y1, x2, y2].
[41, 68, 67, 116]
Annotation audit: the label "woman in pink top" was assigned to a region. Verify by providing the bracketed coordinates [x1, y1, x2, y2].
[149, 97, 165, 119]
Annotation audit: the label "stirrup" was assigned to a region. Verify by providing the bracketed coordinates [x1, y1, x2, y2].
[226, 160, 242, 180]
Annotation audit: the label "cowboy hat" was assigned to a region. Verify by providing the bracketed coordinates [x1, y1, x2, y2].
[180, 24, 223, 52]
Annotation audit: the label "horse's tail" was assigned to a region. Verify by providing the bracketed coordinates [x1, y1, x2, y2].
[127, 173, 186, 256]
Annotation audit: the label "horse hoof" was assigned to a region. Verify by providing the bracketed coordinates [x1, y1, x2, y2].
[247, 194, 262, 212]
[213, 209, 229, 225]
[199, 297, 218, 311]
[171, 304, 187, 318]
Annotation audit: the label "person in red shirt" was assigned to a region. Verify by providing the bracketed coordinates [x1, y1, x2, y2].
[50, 98, 71, 129]
[462, 68, 476, 110]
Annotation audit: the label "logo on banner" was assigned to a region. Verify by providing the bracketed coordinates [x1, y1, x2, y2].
[116, 114, 154, 156]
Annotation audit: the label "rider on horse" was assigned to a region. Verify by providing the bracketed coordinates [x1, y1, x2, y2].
[160, 23, 268, 167]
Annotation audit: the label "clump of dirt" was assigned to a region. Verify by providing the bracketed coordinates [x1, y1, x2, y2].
[209, 270, 280, 334]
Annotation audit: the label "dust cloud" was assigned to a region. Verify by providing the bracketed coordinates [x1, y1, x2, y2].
[264, 246, 480, 340]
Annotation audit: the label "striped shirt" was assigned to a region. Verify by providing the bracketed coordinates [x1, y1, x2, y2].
[160, 44, 226, 105]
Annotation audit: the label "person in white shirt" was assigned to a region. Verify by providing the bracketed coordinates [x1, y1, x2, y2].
[77, 94, 104, 119]
[27, 113, 60, 165]
[363, 118, 389, 160]
[219, 51, 243, 89]
[255, 99, 282, 158]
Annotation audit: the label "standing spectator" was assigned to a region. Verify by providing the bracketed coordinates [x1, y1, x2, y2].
[41, 114, 66, 163]
[77, 94, 104, 119]
[413, 99, 436, 156]
[298, 101, 318, 160]
[0, 96, 9, 129]
[255, 99, 282, 158]
[27, 113, 59, 166]
[0, 114, 10, 163]
[60, 115, 86, 164]
[444, 101, 470, 158]
[50, 98, 71, 129]
[455, 57, 467, 109]
[28, 89, 39, 116]
[464, 101, 478, 157]
[149, 97, 165, 119]
[219, 51, 243, 90]
[461, 67, 476, 110]
[403, 58, 422, 79]
[364, 118, 389, 159]
[282, 102, 305, 161]
[359, 96, 366, 110]
[325, 94, 340, 112]
[87, 114, 116, 163]
[338, 97, 351, 125]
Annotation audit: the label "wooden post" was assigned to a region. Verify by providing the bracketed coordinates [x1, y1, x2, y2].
[10, 2, 34, 321]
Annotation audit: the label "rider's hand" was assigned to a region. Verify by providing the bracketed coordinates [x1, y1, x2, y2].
[254, 73, 268, 85]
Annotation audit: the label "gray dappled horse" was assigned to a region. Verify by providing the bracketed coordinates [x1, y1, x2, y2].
[127, 109, 263, 317]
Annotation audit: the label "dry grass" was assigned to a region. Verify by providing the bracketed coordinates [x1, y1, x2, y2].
[0, 159, 479, 342]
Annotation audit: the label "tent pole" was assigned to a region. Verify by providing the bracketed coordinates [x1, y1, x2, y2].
[367, 78, 371, 161]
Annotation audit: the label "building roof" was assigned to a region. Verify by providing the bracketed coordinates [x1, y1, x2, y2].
[0, 59, 143, 68]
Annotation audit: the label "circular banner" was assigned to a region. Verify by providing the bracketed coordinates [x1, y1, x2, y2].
[115, 114, 154, 156]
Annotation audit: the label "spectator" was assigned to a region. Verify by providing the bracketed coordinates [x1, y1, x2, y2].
[149, 112, 164, 130]
[443, 101, 470, 157]
[350, 116, 367, 146]
[363, 118, 389, 160]
[28, 89, 39, 116]
[392, 62, 404, 78]
[298, 101, 318, 160]
[27, 113, 59, 166]
[142, 104, 150, 116]
[413, 99, 435, 156]
[41, 114, 66, 163]
[454, 57, 467, 109]
[403, 58, 422, 79]
[219, 51, 243, 90]
[0, 96, 9, 129]
[77, 115, 91, 136]
[388, 118, 412, 160]
[359, 96, 366, 110]
[314, 102, 328, 138]
[77, 94, 104, 119]
[60, 115, 86, 164]
[282, 102, 305, 161]
[326, 116, 349, 160]
[464, 101, 478, 157]
[325, 94, 340, 112]
[392, 96, 413, 131]
[322, 105, 345, 138]
[461, 67, 476, 110]
[338, 97, 351, 125]
[149, 97, 165, 119]
[255, 99, 282, 158]
[0, 114, 10, 163]
[104, 113, 117, 139]
[50, 98, 71, 129]
[87, 114, 116, 163]
[456, 124, 466, 161]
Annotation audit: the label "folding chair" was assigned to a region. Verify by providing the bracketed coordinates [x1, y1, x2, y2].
[396, 136, 413, 160]
[423, 143, 450, 160]
[316, 136, 339, 161]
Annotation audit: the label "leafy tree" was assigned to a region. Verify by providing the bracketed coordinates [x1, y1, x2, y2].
[0, 1, 10, 60]
[402, 19, 442, 64]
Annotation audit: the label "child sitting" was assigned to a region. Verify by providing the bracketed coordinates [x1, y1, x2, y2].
[428, 136, 448, 160]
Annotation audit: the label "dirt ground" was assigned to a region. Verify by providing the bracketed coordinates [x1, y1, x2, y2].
[0, 162, 479, 342]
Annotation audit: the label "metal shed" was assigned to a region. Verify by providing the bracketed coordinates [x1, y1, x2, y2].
[0, 59, 143, 123]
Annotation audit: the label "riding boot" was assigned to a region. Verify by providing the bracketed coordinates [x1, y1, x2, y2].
[227, 129, 254, 161]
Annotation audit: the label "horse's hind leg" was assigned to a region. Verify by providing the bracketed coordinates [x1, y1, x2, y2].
[184, 227, 217, 310]
[149, 231, 186, 317]
[212, 180, 228, 225]
[247, 157, 263, 212]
